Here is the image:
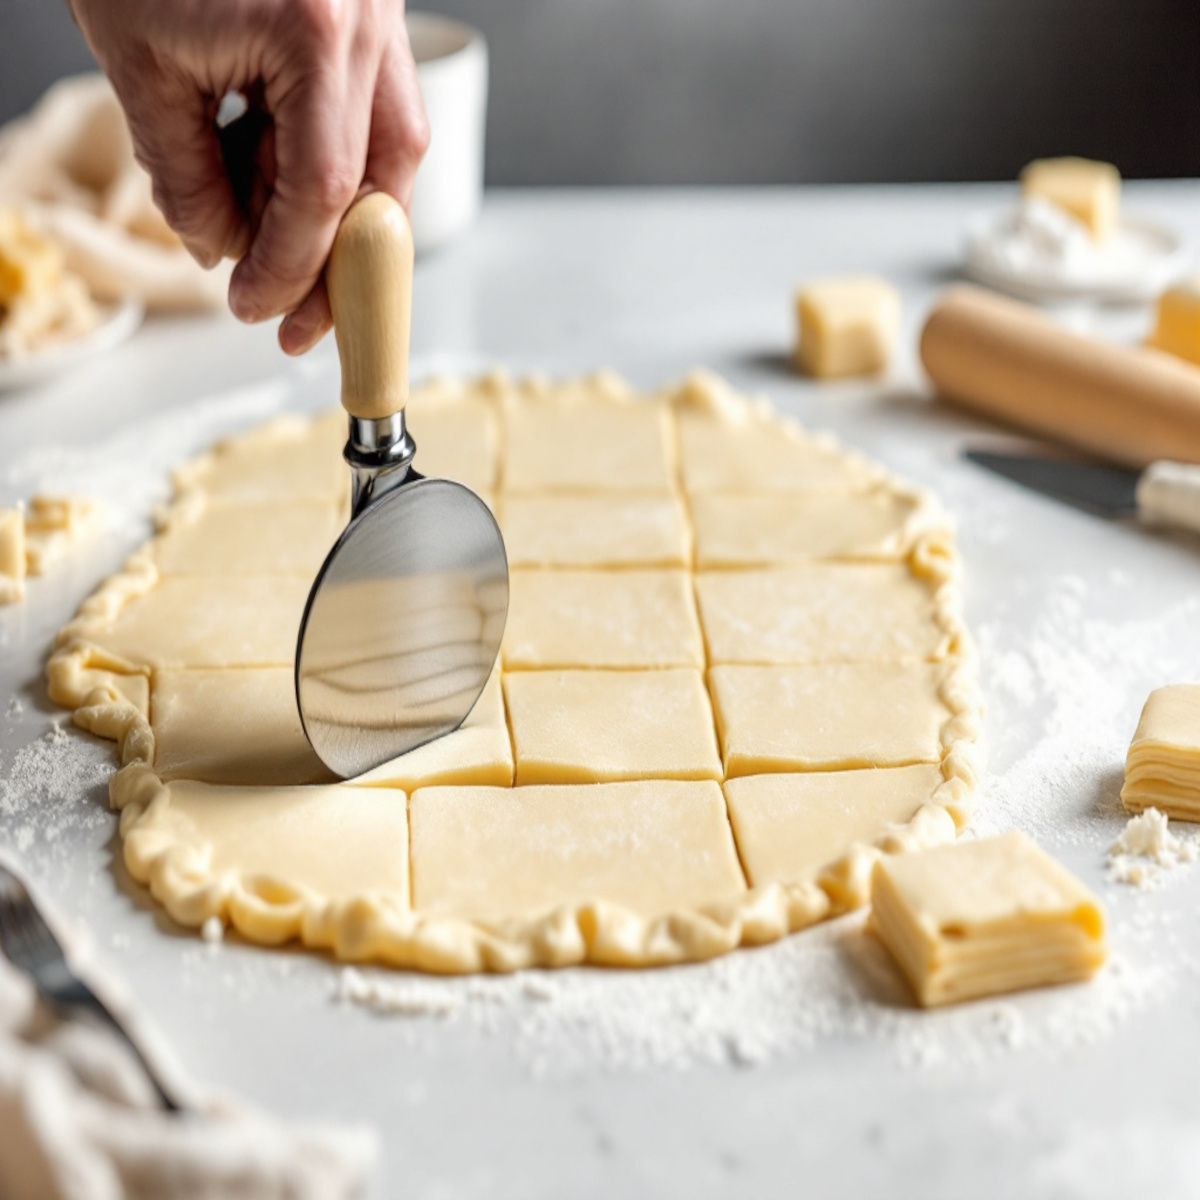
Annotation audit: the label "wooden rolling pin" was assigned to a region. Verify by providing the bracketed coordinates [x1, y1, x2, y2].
[919, 286, 1200, 469]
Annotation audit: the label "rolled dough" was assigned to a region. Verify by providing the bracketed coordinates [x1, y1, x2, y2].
[48, 370, 981, 973]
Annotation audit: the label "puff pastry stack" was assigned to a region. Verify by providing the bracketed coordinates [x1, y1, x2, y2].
[870, 832, 1107, 1007]
[1122, 685, 1200, 821]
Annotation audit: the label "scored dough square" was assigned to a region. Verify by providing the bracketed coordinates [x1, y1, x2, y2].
[503, 400, 676, 494]
[152, 667, 331, 786]
[141, 780, 410, 907]
[501, 494, 691, 568]
[724, 764, 945, 886]
[78, 575, 312, 669]
[409, 779, 746, 919]
[690, 490, 929, 566]
[677, 411, 880, 494]
[351, 669, 514, 790]
[709, 661, 952, 776]
[695, 565, 950, 665]
[406, 393, 499, 493]
[151, 497, 344, 577]
[1120, 684, 1200, 820]
[172, 412, 348, 502]
[870, 832, 1108, 1007]
[503, 569, 704, 669]
[503, 669, 722, 784]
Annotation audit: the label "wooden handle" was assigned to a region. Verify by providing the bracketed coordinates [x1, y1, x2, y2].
[327, 192, 413, 421]
[1136, 461, 1200, 534]
[920, 286, 1200, 469]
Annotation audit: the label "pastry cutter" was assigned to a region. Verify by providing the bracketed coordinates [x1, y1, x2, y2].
[965, 449, 1200, 534]
[295, 193, 508, 778]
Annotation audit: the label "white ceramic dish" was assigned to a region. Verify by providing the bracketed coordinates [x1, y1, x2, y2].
[964, 205, 1191, 304]
[406, 12, 489, 254]
[0, 296, 143, 393]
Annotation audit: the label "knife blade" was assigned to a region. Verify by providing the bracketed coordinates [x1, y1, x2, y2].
[964, 450, 1200, 535]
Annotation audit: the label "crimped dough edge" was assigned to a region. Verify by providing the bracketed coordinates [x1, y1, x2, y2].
[46, 369, 983, 973]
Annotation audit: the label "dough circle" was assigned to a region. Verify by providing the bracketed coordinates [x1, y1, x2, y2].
[48, 370, 981, 973]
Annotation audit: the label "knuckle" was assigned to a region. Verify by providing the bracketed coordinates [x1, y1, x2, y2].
[293, 0, 347, 42]
[311, 159, 360, 215]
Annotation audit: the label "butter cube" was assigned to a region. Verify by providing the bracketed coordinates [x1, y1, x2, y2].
[0, 507, 26, 605]
[794, 276, 901, 380]
[0, 209, 64, 306]
[1019, 157, 1121, 241]
[1147, 278, 1200, 367]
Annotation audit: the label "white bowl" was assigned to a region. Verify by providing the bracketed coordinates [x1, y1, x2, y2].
[407, 12, 488, 253]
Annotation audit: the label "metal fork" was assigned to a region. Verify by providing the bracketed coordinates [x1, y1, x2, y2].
[0, 863, 181, 1112]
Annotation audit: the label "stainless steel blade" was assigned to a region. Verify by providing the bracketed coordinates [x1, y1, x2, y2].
[964, 449, 1140, 518]
[296, 477, 508, 779]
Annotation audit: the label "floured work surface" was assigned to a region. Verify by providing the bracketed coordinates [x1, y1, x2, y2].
[48, 370, 981, 973]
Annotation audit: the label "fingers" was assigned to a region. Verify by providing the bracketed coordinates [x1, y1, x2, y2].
[363, 27, 430, 209]
[279, 277, 332, 355]
[228, 39, 374, 324]
[120, 74, 247, 269]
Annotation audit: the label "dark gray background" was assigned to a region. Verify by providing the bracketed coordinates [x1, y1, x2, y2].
[3, 0, 1199, 185]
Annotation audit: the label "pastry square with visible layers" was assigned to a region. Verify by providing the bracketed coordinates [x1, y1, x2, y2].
[690, 489, 932, 567]
[504, 668, 722, 784]
[500, 494, 691, 568]
[869, 831, 1108, 1007]
[503, 400, 676, 494]
[409, 779, 746, 920]
[1121, 684, 1200, 821]
[709, 661, 952, 776]
[694, 564, 952, 665]
[503, 569, 704, 669]
[724, 764, 946, 886]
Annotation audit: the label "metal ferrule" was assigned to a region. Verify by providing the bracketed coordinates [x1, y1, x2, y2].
[345, 412, 419, 516]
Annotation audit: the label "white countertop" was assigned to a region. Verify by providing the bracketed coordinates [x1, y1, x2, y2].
[4, 182, 1200, 1199]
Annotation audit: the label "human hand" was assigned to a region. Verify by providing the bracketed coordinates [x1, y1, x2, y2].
[69, 0, 429, 353]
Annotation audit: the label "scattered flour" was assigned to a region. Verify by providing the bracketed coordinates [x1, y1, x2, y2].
[201, 915, 226, 946]
[6, 697, 22, 718]
[1108, 808, 1199, 888]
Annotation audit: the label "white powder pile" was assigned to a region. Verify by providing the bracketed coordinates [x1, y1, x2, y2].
[1108, 808, 1198, 888]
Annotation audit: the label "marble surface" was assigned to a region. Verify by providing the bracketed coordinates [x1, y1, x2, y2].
[4, 182, 1200, 1199]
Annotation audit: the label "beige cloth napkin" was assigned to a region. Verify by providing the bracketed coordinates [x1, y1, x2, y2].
[0, 939, 375, 1200]
[0, 74, 230, 312]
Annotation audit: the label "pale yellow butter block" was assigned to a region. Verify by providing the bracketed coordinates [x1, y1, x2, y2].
[501, 493, 691, 568]
[504, 668, 722, 784]
[410, 779, 746, 920]
[126, 779, 410, 918]
[691, 489, 932, 567]
[352, 669, 514, 790]
[724, 764, 945, 886]
[1121, 684, 1200, 820]
[1020, 157, 1121, 241]
[152, 496, 343, 577]
[869, 831, 1108, 1007]
[503, 400, 675, 494]
[709, 661, 951, 777]
[0, 507, 25, 604]
[76, 575, 312, 669]
[503, 569, 704, 669]
[794, 275, 901, 380]
[677, 410, 881, 494]
[1147, 277, 1200, 367]
[695, 564, 950, 665]
[151, 667, 332, 786]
